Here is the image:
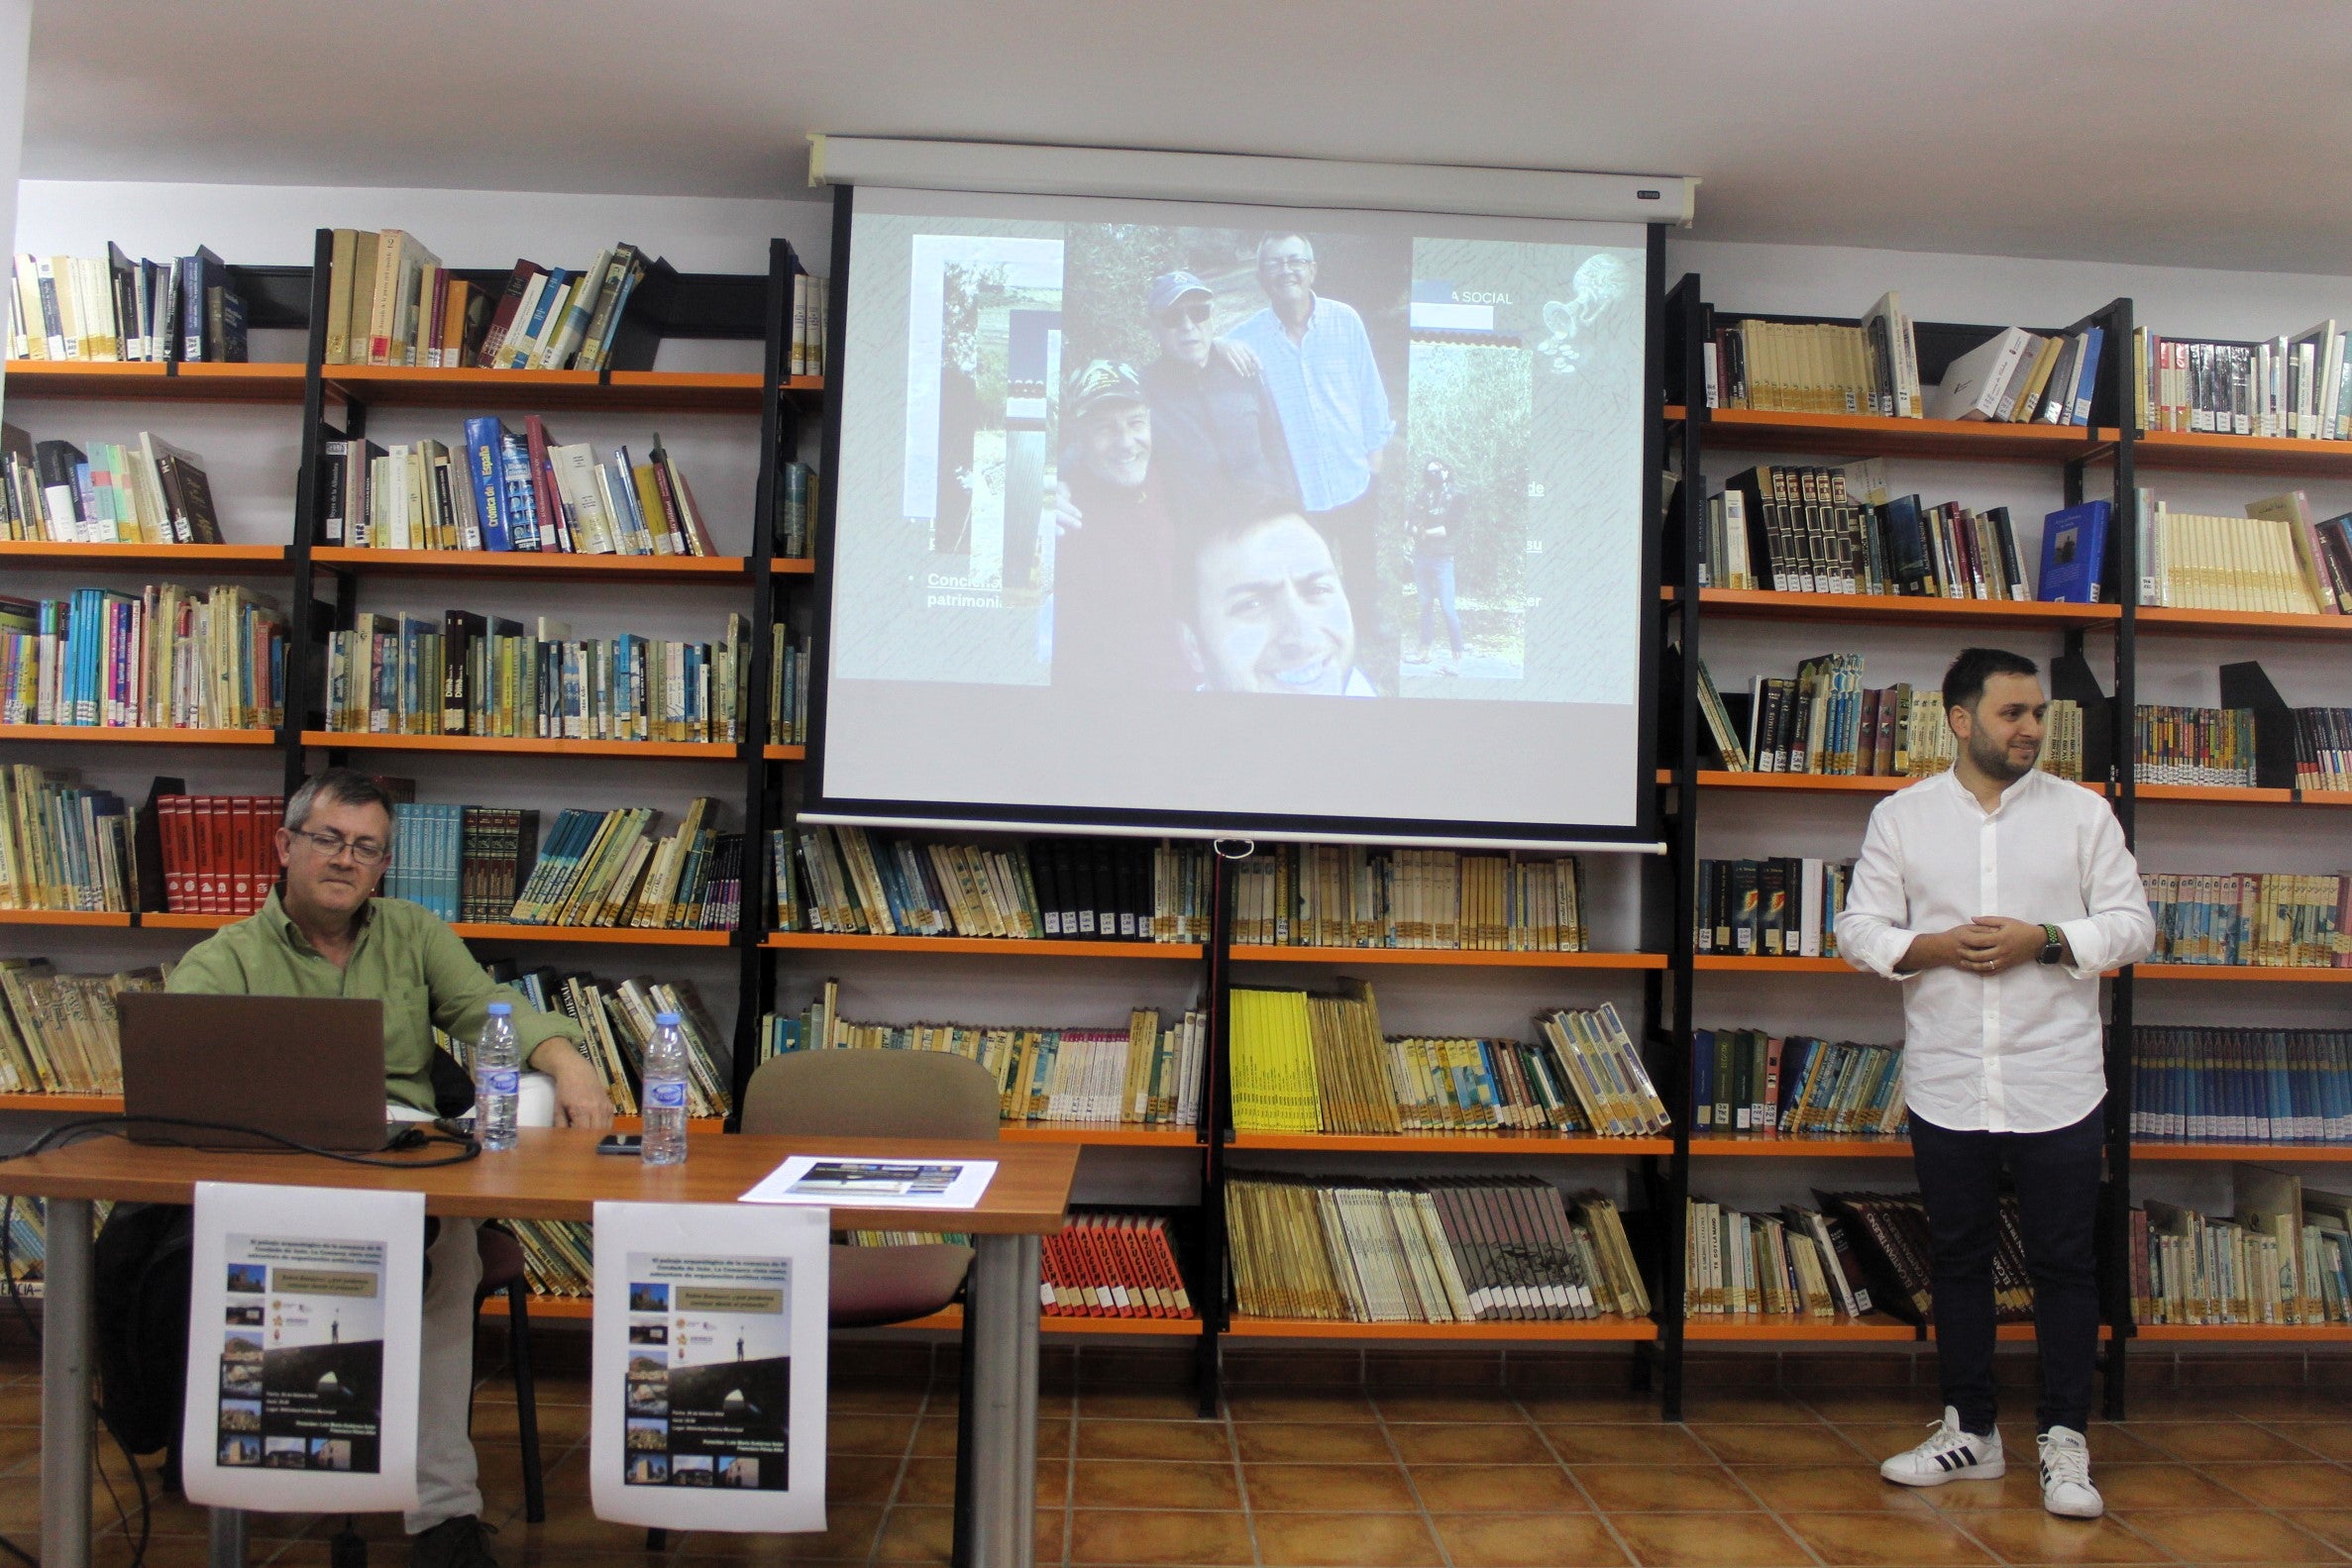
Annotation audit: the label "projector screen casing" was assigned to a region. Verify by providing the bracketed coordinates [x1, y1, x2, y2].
[803, 182, 1667, 851]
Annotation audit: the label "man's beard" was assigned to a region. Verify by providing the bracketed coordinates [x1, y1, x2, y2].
[1968, 727, 2037, 783]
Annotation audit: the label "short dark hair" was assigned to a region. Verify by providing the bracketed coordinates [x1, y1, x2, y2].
[284, 768, 397, 835]
[1943, 647, 2040, 713]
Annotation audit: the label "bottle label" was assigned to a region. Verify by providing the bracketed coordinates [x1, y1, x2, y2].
[647, 1081, 689, 1109]
[480, 1070, 519, 1096]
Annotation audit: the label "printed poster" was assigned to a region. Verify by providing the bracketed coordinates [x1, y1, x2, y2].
[589, 1202, 830, 1531]
[739, 1155, 998, 1210]
[180, 1184, 426, 1513]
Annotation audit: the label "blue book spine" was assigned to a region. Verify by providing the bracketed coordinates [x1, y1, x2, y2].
[464, 418, 510, 551]
[505, 268, 571, 368]
[495, 431, 541, 551]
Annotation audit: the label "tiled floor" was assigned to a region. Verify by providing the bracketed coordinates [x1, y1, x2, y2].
[12, 1342, 2352, 1567]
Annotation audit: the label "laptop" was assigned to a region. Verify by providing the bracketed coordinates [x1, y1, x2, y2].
[116, 993, 392, 1152]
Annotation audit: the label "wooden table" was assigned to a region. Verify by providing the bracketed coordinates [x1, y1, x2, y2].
[0, 1128, 1078, 1568]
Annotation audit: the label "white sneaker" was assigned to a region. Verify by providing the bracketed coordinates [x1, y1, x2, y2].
[1879, 1406, 2006, 1487]
[2039, 1426, 2103, 1517]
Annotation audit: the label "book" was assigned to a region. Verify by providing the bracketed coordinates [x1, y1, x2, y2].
[2134, 705, 2257, 787]
[2141, 870, 2352, 968]
[1930, 327, 2033, 421]
[1227, 843, 1586, 951]
[0, 584, 285, 731]
[0, 958, 169, 1094]
[1692, 1028, 1907, 1140]
[2136, 326, 2352, 441]
[318, 237, 659, 370]
[2037, 500, 2110, 603]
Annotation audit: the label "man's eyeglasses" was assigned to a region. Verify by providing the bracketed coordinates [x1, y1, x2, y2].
[1157, 300, 1213, 327]
[1259, 255, 1314, 274]
[290, 828, 388, 867]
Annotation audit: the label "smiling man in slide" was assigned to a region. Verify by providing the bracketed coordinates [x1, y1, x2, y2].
[1180, 500, 1377, 696]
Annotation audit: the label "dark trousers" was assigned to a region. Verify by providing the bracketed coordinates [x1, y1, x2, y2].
[1310, 480, 1384, 643]
[1910, 1101, 2105, 1435]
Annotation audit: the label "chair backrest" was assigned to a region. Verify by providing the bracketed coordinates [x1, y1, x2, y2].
[740, 1050, 1003, 1142]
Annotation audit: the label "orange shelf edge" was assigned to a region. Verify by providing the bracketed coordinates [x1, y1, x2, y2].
[762, 745, 807, 761]
[1229, 945, 1664, 969]
[0, 1093, 125, 1113]
[299, 731, 738, 760]
[1225, 1315, 1654, 1341]
[1684, 1313, 1918, 1342]
[310, 547, 749, 580]
[2134, 1143, 2352, 1162]
[0, 909, 133, 927]
[1228, 1132, 1670, 1155]
[2132, 964, 2352, 983]
[1687, 1138, 1910, 1158]
[505, 1296, 1202, 1335]
[0, 725, 275, 745]
[1692, 955, 1859, 973]
[763, 932, 1203, 960]
[1671, 587, 2122, 627]
[998, 1126, 1201, 1148]
[449, 923, 734, 947]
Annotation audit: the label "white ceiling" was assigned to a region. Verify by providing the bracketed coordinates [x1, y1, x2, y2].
[25, 1, 2352, 275]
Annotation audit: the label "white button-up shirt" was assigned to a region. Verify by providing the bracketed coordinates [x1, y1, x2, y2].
[1835, 767, 2156, 1133]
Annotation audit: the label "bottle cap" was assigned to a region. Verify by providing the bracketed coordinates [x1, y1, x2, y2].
[486, 1002, 511, 1016]
[656, 1011, 682, 1027]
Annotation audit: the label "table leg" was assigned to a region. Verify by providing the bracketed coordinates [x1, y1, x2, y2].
[42, 1198, 92, 1568]
[964, 1234, 1040, 1568]
[209, 1508, 247, 1568]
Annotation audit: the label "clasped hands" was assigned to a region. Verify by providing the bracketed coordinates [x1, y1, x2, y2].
[1913, 915, 2051, 977]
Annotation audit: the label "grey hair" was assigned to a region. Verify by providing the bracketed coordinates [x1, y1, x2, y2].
[1256, 233, 1315, 265]
[284, 768, 398, 835]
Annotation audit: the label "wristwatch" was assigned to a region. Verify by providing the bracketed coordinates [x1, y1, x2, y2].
[2036, 923, 2066, 966]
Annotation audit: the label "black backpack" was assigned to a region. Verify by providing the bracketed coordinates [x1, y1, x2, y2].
[94, 1201, 195, 1458]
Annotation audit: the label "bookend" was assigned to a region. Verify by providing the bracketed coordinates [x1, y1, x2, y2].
[2216, 661, 2298, 790]
[2048, 640, 2113, 785]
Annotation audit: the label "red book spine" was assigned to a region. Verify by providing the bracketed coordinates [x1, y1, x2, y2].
[162, 795, 190, 911]
[193, 796, 220, 914]
[228, 796, 255, 912]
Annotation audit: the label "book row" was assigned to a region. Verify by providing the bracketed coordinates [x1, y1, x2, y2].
[768, 628, 809, 746]
[775, 826, 1212, 944]
[2134, 1166, 2352, 1327]
[2135, 325, 2352, 442]
[761, 983, 1204, 1132]
[155, 793, 283, 917]
[787, 275, 829, 381]
[323, 611, 747, 744]
[1691, 1027, 1906, 1141]
[385, 800, 744, 932]
[1042, 1212, 1195, 1319]
[321, 231, 660, 372]
[1223, 1176, 1649, 1324]
[1708, 465, 2087, 602]
[774, 463, 818, 559]
[321, 421, 718, 558]
[1694, 858, 1853, 960]
[1229, 984, 1668, 1139]
[1, 427, 225, 545]
[1681, 1199, 1876, 1319]
[0, 958, 165, 1095]
[9, 248, 246, 364]
[2295, 709, 2352, 793]
[1710, 654, 2079, 782]
[2140, 493, 2351, 615]
[1928, 323, 2107, 425]
[1229, 844, 1590, 952]
[2142, 872, 2351, 969]
[450, 961, 732, 1119]
[0, 583, 286, 731]
[2130, 1028, 2352, 1145]
[1826, 1191, 2033, 1325]
[0, 768, 134, 913]
[2135, 706, 2257, 788]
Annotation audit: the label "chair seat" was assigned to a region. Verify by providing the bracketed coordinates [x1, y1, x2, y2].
[476, 1224, 528, 1302]
[829, 1242, 974, 1328]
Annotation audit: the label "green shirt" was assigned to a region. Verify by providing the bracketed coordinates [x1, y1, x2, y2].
[165, 889, 585, 1114]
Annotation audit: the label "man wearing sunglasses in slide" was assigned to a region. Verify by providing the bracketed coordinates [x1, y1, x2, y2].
[1135, 269, 1299, 519]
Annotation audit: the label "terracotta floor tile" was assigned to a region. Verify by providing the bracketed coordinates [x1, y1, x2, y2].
[889, 1454, 1071, 1508]
[2134, 1419, 2318, 1462]
[874, 1505, 1063, 1565]
[1236, 1421, 1397, 1463]
[1674, 1394, 1830, 1424]
[1431, 1511, 1631, 1568]
[1690, 1420, 1866, 1465]
[507, 1506, 669, 1554]
[826, 1413, 916, 1456]
[1064, 1506, 1255, 1565]
[1542, 1423, 1715, 1465]
[1252, 1510, 1444, 1567]
[2200, 1460, 2352, 1508]
[1074, 1418, 1234, 1463]
[1574, 1464, 1758, 1513]
[2112, 1507, 2344, 1564]
[1073, 1459, 1243, 1511]
[2238, 1390, 2352, 1420]
[1937, 1509, 2176, 1565]
[1241, 1461, 1417, 1512]
[1408, 1462, 1589, 1512]
[825, 1382, 929, 1413]
[670, 1505, 884, 1561]
[1517, 1389, 1674, 1424]
[1777, 1509, 1999, 1565]
[1604, 1512, 1812, 1568]
[1386, 1421, 1552, 1465]
[2092, 1462, 2249, 1512]
[1805, 1391, 1950, 1424]
[1376, 1391, 1533, 1423]
[2283, 1509, 2352, 1554]
[913, 1413, 1069, 1455]
[1916, 1465, 2054, 1512]
[1732, 1463, 1937, 1514]
[824, 1452, 906, 1505]
[2083, 1426, 2168, 1464]
[1226, 1391, 1380, 1423]
[1081, 1389, 1212, 1421]
[2271, 1421, 2352, 1462]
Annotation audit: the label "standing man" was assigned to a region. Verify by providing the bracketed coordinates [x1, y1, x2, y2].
[1228, 234, 1395, 638]
[169, 768, 614, 1568]
[1836, 649, 2153, 1520]
[1134, 269, 1299, 522]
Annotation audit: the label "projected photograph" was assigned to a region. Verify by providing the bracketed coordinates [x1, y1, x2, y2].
[830, 188, 1652, 834]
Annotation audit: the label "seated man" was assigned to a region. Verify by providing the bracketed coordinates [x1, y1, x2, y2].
[167, 768, 614, 1568]
[1178, 497, 1378, 697]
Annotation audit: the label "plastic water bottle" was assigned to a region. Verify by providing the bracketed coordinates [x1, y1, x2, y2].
[475, 1002, 520, 1152]
[641, 1011, 690, 1166]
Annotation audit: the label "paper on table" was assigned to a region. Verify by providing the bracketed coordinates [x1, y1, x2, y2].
[738, 1155, 998, 1210]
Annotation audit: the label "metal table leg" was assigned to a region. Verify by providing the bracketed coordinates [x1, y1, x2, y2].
[964, 1234, 1040, 1568]
[209, 1508, 247, 1568]
[42, 1199, 92, 1568]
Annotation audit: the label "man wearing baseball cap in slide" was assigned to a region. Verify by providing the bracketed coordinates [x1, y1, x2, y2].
[1135, 269, 1299, 523]
[1049, 359, 1189, 690]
